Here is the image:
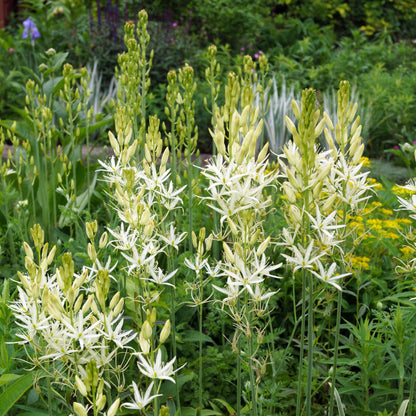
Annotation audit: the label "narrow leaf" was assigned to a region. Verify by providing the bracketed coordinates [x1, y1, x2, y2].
[0, 372, 34, 416]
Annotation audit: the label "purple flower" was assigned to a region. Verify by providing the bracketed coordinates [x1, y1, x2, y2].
[254, 53, 259, 59]
[240, 47, 245, 51]
[258, 50, 263, 55]
[22, 17, 41, 41]
[413, 141, 416, 145]
[172, 22, 178, 27]
[8, 48, 14, 53]
[394, 145, 399, 149]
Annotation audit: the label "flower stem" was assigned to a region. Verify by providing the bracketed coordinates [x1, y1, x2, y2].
[306, 274, 314, 416]
[408, 331, 416, 414]
[328, 290, 342, 416]
[296, 272, 307, 416]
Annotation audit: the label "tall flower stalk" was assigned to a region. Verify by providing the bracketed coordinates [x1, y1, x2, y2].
[116, 9, 153, 156]
[202, 101, 281, 415]
[279, 88, 347, 416]
[323, 80, 372, 416]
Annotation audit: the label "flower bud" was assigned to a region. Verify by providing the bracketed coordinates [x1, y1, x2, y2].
[113, 297, 124, 316]
[107, 398, 120, 416]
[73, 294, 83, 314]
[138, 333, 150, 354]
[109, 292, 120, 310]
[223, 242, 234, 264]
[99, 232, 108, 249]
[23, 242, 33, 260]
[75, 375, 88, 397]
[141, 320, 152, 340]
[73, 402, 88, 416]
[256, 236, 271, 257]
[160, 319, 171, 344]
[96, 394, 106, 412]
[88, 243, 97, 263]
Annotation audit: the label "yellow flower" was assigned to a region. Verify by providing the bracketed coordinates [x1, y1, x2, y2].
[392, 185, 416, 196]
[366, 177, 383, 190]
[400, 246, 415, 258]
[360, 156, 372, 168]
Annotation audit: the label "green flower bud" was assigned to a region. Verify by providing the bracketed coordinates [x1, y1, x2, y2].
[160, 319, 171, 344]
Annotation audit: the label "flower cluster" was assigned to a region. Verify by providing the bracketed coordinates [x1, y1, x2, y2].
[10, 223, 131, 415]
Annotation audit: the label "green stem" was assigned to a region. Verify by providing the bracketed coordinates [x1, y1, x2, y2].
[306, 274, 314, 416]
[248, 327, 258, 416]
[198, 299, 203, 411]
[187, 150, 193, 253]
[296, 272, 307, 416]
[408, 332, 416, 414]
[329, 290, 342, 416]
[237, 332, 242, 416]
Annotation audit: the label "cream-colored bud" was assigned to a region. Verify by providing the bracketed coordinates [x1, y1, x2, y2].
[288, 204, 302, 224]
[107, 399, 120, 416]
[140, 208, 151, 226]
[96, 394, 106, 412]
[323, 111, 334, 131]
[144, 143, 152, 163]
[282, 181, 297, 203]
[286, 167, 299, 191]
[139, 333, 150, 354]
[316, 161, 332, 184]
[74, 294, 84, 314]
[314, 118, 326, 138]
[230, 111, 240, 140]
[99, 232, 108, 249]
[73, 402, 88, 416]
[323, 193, 338, 212]
[109, 292, 120, 310]
[17, 271, 30, 291]
[141, 320, 153, 340]
[86, 222, 94, 240]
[292, 99, 301, 120]
[205, 234, 213, 252]
[313, 181, 323, 199]
[88, 243, 97, 262]
[351, 143, 365, 165]
[75, 375, 88, 397]
[191, 231, 198, 250]
[285, 116, 297, 136]
[90, 299, 99, 315]
[257, 142, 269, 163]
[211, 128, 226, 156]
[249, 229, 261, 246]
[94, 280, 105, 309]
[47, 245, 56, 266]
[227, 217, 238, 236]
[82, 294, 94, 314]
[160, 319, 171, 344]
[23, 242, 33, 260]
[113, 297, 124, 316]
[150, 307, 157, 324]
[67, 287, 75, 307]
[347, 102, 358, 123]
[108, 131, 120, 156]
[161, 147, 169, 167]
[234, 242, 243, 259]
[223, 242, 234, 264]
[256, 236, 271, 257]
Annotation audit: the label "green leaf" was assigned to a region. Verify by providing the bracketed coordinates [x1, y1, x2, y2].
[209, 398, 236, 414]
[0, 373, 21, 386]
[180, 329, 214, 344]
[0, 372, 34, 416]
